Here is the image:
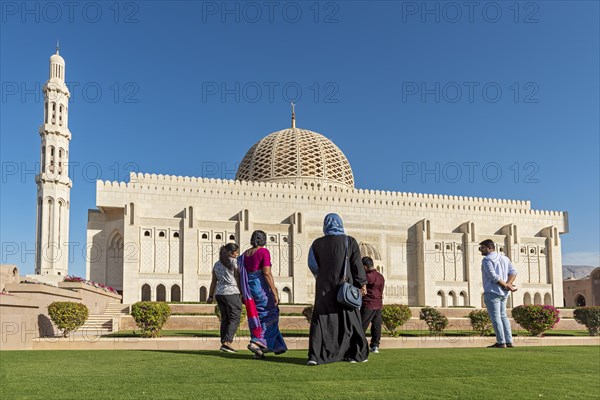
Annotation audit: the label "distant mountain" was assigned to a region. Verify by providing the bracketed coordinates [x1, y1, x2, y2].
[563, 265, 598, 280]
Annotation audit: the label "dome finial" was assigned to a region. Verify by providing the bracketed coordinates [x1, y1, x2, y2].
[56, 39, 60, 55]
[291, 102, 296, 129]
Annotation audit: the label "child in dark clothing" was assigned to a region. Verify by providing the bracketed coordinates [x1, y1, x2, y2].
[360, 256, 385, 353]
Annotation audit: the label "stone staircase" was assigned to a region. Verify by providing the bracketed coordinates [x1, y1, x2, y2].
[73, 303, 130, 337]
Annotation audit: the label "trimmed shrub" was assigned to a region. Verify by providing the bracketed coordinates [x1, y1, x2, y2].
[381, 304, 412, 337]
[214, 304, 247, 322]
[302, 305, 313, 323]
[47, 301, 88, 338]
[468, 309, 493, 336]
[419, 307, 449, 335]
[131, 301, 171, 338]
[512, 305, 560, 336]
[573, 306, 600, 336]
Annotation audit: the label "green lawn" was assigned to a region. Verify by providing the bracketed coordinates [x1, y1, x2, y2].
[1, 347, 598, 399]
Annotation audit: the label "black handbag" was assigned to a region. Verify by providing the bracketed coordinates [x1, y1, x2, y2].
[336, 236, 362, 309]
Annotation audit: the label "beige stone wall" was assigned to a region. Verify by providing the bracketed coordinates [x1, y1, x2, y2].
[88, 172, 568, 307]
[0, 296, 39, 350]
[0, 265, 20, 291]
[563, 268, 600, 307]
[57, 282, 121, 314]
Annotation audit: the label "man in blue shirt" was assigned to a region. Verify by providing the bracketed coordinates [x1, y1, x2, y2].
[479, 239, 517, 348]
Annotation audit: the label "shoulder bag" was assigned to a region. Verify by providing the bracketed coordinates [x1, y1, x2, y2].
[336, 236, 362, 309]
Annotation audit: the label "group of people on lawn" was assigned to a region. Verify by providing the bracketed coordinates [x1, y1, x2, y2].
[208, 213, 516, 366]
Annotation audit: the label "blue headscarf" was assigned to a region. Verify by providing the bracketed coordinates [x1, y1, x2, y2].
[323, 213, 345, 235]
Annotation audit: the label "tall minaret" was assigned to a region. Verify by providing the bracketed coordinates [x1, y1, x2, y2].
[34, 44, 72, 277]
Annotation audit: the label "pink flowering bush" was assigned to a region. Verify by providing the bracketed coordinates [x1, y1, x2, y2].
[512, 305, 561, 336]
[63, 276, 118, 294]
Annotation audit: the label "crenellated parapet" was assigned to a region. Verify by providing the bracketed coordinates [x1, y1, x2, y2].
[93, 172, 567, 225]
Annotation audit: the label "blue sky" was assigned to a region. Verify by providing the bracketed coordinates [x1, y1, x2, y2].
[1, 1, 598, 278]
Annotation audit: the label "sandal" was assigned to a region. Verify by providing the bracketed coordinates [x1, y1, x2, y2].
[247, 343, 264, 357]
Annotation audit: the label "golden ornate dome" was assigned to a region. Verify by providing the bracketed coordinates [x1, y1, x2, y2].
[235, 127, 354, 188]
[359, 242, 382, 260]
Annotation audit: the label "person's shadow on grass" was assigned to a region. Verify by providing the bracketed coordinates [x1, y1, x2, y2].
[145, 350, 308, 366]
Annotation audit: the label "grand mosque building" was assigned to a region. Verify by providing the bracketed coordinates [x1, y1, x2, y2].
[34, 50, 569, 307]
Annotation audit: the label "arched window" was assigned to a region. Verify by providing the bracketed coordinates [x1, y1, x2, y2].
[129, 203, 134, 225]
[543, 293, 552, 305]
[159, 231, 165, 238]
[49, 146, 55, 172]
[437, 290, 446, 307]
[201, 233, 208, 240]
[575, 294, 586, 307]
[57, 200, 63, 246]
[144, 230, 151, 237]
[41, 146, 46, 172]
[448, 291, 457, 307]
[156, 284, 166, 302]
[171, 285, 181, 302]
[229, 234, 235, 241]
[523, 292, 532, 305]
[533, 293, 542, 305]
[459, 291, 468, 306]
[141, 284, 151, 301]
[281, 287, 292, 304]
[173, 232, 180, 238]
[215, 234, 222, 241]
[199, 286, 207, 302]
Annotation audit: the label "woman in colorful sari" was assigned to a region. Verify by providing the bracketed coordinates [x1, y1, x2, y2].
[238, 230, 287, 359]
[307, 213, 369, 365]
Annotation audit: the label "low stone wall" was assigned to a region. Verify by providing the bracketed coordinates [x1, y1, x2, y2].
[1, 282, 123, 349]
[0, 264, 21, 291]
[120, 314, 584, 333]
[0, 295, 39, 350]
[166, 304, 577, 320]
[58, 282, 121, 314]
[119, 315, 311, 332]
[3, 283, 83, 337]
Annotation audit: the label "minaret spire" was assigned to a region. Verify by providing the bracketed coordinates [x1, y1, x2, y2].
[35, 47, 72, 280]
[291, 102, 296, 129]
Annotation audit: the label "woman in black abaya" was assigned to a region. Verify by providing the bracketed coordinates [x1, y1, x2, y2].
[307, 213, 369, 365]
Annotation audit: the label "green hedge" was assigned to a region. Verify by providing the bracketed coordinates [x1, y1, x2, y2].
[382, 304, 412, 337]
[468, 309, 492, 336]
[419, 307, 449, 335]
[131, 302, 171, 338]
[573, 306, 600, 336]
[47, 302, 88, 338]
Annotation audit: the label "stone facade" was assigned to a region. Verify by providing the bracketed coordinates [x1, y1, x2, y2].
[87, 171, 568, 306]
[563, 268, 600, 307]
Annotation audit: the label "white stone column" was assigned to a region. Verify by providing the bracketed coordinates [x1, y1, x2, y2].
[182, 206, 199, 301]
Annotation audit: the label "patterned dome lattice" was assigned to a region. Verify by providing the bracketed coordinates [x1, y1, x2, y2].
[235, 128, 354, 188]
[359, 242, 382, 261]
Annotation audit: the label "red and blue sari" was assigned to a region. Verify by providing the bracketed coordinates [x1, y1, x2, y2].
[238, 254, 287, 354]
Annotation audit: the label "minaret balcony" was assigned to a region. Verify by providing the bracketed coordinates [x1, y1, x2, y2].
[39, 124, 71, 139]
[36, 172, 72, 187]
